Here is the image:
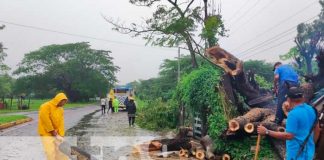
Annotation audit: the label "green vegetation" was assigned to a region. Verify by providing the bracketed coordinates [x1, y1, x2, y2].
[174, 66, 276, 159]
[279, 0, 324, 74]
[0, 115, 28, 125]
[13, 42, 119, 102]
[243, 60, 274, 83]
[136, 98, 178, 131]
[132, 55, 203, 101]
[106, 0, 226, 68]
[0, 99, 94, 114]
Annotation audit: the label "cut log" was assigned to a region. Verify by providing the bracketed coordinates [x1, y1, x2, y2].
[176, 127, 193, 138]
[245, 122, 285, 134]
[196, 147, 206, 160]
[269, 138, 286, 160]
[201, 135, 216, 160]
[222, 154, 231, 160]
[159, 138, 192, 151]
[179, 148, 189, 157]
[228, 108, 274, 132]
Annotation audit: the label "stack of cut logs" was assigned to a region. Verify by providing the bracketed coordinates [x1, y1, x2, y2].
[133, 127, 231, 160]
[178, 135, 230, 160]
[227, 108, 285, 136]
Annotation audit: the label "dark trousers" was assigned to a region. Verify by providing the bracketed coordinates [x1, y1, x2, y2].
[108, 105, 114, 113]
[275, 81, 299, 123]
[128, 116, 135, 126]
[101, 105, 106, 114]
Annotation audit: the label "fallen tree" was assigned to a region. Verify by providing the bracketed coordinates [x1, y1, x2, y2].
[205, 46, 275, 108]
[228, 108, 274, 132]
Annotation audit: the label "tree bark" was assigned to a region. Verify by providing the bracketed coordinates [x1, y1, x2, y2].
[206, 46, 274, 107]
[228, 108, 274, 132]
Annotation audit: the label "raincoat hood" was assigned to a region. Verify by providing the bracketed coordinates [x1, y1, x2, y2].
[50, 93, 68, 106]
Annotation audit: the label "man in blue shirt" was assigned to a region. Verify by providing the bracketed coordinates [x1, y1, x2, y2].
[273, 62, 299, 124]
[258, 87, 320, 160]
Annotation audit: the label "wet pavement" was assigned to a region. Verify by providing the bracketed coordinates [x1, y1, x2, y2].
[0, 105, 99, 136]
[66, 110, 162, 160]
[0, 105, 100, 159]
[0, 107, 166, 160]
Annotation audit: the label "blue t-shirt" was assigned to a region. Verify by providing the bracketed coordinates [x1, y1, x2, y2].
[286, 103, 316, 160]
[274, 65, 299, 85]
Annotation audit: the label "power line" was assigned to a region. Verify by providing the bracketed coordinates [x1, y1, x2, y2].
[228, 0, 262, 30]
[241, 38, 293, 60]
[235, 15, 317, 57]
[238, 29, 295, 56]
[230, 0, 275, 35]
[0, 20, 176, 51]
[231, 0, 318, 52]
[226, 0, 251, 23]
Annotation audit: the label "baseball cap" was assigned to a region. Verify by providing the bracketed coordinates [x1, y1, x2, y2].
[273, 62, 282, 71]
[286, 87, 304, 99]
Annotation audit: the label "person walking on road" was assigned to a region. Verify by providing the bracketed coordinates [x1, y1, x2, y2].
[258, 87, 320, 160]
[100, 97, 107, 115]
[113, 96, 120, 113]
[108, 97, 114, 113]
[273, 62, 299, 125]
[38, 93, 69, 160]
[126, 97, 136, 127]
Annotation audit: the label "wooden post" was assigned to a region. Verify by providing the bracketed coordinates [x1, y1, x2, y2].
[254, 134, 261, 160]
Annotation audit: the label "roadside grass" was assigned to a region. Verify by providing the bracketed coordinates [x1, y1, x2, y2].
[0, 115, 28, 125]
[0, 99, 96, 114]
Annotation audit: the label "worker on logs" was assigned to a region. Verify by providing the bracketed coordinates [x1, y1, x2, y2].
[258, 87, 320, 160]
[273, 62, 299, 125]
[38, 93, 69, 160]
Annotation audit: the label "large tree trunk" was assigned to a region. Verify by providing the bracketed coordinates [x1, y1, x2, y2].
[306, 56, 313, 74]
[206, 46, 274, 107]
[306, 50, 324, 91]
[228, 108, 274, 132]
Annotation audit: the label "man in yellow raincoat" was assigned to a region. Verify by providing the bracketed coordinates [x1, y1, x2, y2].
[38, 93, 68, 160]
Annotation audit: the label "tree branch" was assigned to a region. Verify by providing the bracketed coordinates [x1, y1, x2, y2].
[167, 0, 185, 17]
[184, 0, 195, 15]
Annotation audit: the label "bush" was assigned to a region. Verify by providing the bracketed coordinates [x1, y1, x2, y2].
[174, 66, 276, 159]
[136, 98, 178, 131]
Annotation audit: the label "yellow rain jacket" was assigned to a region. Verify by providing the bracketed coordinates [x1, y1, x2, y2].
[38, 93, 67, 136]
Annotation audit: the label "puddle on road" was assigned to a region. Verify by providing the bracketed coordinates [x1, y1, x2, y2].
[66, 110, 163, 160]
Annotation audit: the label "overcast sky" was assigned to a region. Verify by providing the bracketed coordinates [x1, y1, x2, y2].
[0, 0, 321, 84]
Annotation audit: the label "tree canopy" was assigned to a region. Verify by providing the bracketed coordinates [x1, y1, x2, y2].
[243, 60, 273, 82]
[14, 42, 119, 101]
[285, 0, 324, 74]
[104, 0, 226, 68]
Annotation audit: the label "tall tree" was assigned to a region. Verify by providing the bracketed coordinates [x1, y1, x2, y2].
[243, 60, 273, 82]
[14, 42, 119, 101]
[293, 0, 324, 74]
[103, 0, 225, 68]
[0, 25, 10, 74]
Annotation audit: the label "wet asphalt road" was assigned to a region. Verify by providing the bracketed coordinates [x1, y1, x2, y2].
[0, 105, 99, 136]
[0, 105, 100, 160]
[0, 106, 162, 160]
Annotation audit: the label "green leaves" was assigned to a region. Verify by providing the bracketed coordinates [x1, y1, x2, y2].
[137, 98, 178, 130]
[14, 42, 119, 101]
